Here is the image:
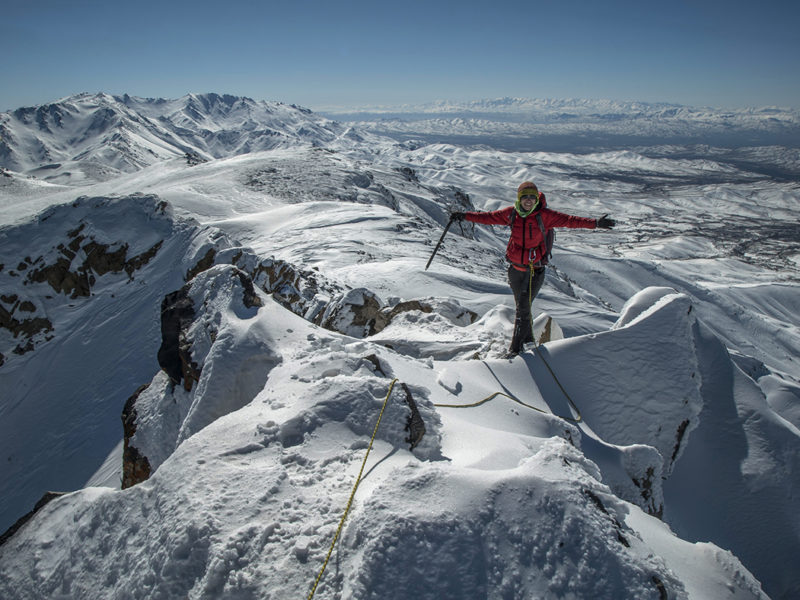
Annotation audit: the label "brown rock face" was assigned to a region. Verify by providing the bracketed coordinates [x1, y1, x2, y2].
[156, 285, 199, 391]
[121, 384, 152, 489]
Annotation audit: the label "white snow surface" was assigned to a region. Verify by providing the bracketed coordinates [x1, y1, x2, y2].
[1, 93, 799, 599]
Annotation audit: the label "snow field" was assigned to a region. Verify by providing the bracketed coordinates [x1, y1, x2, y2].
[0, 257, 773, 599]
[1, 94, 798, 597]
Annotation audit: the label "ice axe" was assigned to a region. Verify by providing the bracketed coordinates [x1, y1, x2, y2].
[425, 216, 455, 270]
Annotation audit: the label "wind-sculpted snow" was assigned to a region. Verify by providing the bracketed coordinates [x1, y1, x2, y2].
[127, 266, 282, 475]
[548, 288, 703, 477]
[0, 283, 775, 599]
[343, 447, 683, 600]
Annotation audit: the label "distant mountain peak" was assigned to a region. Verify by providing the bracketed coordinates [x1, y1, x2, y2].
[0, 92, 366, 183]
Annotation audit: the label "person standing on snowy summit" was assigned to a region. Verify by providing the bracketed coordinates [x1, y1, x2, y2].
[451, 181, 615, 357]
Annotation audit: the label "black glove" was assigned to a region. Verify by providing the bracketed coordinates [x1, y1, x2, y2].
[450, 212, 466, 222]
[597, 214, 615, 229]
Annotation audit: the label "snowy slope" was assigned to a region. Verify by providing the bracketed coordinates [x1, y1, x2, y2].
[1, 93, 799, 599]
[0, 268, 775, 599]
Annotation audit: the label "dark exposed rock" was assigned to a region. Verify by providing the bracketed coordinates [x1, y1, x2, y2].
[1, 232, 161, 361]
[399, 382, 426, 450]
[652, 575, 669, 600]
[124, 240, 163, 277]
[373, 300, 434, 334]
[671, 419, 690, 465]
[185, 151, 207, 166]
[0, 491, 67, 547]
[237, 271, 262, 308]
[249, 256, 334, 320]
[186, 248, 216, 281]
[582, 488, 631, 548]
[362, 354, 387, 376]
[317, 288, 383, 337]
[26, 234, 163, 298]
[121, 384, 152, 489]
[632, 466, 663, 518]
[12, 339, 34, 355]
[18, 300, 36, 312]
[157, 285, 199, 391]
[82, 241, 129, 276]
[396, 166, 419, 182]
[0, 302, 53, 342]
[27, 256, 91, 298]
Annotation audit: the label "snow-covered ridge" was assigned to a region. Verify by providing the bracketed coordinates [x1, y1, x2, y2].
[1, 91, 799, 599]
[0, 92, 378, 184]
[0, 253, 789, 599]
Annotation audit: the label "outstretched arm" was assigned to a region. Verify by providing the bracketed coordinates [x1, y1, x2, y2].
[544, 209, 616, 230]
[454, 206, 515, 226]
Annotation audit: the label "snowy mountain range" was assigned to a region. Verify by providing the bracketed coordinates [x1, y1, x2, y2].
[0, 92, 799, 599]
[0, 92, 371, 185]
[322, 97, 800, 151]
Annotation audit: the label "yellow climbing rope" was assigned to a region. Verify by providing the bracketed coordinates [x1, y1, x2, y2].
[434, 390, 549, 414]
[307, 265, 583, 598]
[534, 344, 582, 423]
[433, 373, 581, 423]
[307, 378, 399, 600]
[434, 259, 583, 423]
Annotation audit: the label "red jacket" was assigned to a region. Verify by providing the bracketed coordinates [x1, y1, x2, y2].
[465, 193, 596, 267]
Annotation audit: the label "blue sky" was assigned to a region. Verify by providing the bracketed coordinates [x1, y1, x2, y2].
[2, 0, 799, 111]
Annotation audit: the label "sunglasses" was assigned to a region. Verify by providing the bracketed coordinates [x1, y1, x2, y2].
[520, 194, 538, 200]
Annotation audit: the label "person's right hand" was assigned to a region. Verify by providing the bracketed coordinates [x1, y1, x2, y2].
[597, 214, 616, 229]
[450, 212, 466, 221]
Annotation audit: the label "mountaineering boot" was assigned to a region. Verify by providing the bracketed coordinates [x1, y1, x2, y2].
[509, 316, 533, 356]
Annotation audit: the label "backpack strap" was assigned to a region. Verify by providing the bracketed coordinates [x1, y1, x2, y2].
[536, 213, 554, 264]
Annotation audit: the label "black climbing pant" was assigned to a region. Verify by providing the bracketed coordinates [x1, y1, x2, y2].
[507, 265, 546, 354]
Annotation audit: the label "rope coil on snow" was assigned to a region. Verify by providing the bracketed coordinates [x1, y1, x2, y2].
[307, 378, 399, 600]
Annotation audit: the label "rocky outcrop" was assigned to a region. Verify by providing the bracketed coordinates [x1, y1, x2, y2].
[0, 215, 163, 361]
[244, 255, 336, 321]
[121, 384, 152, 489]
[0, 492, 66, 547]
[25, 223, 163, 298]
[317, 288, 384, 338]
[373, 300, 433, 334]
[0, 294, 53, 356]
[123, 265, 280, 485]
[185, 247, 216, 282]
[156, 285, 198, 391]
[316, 292, 479, 340]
